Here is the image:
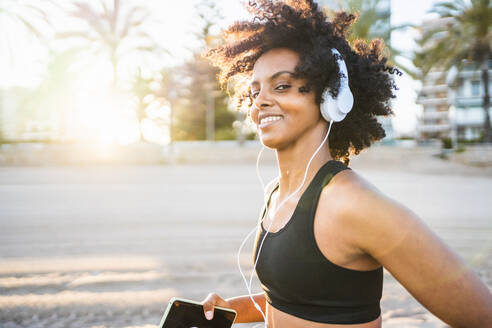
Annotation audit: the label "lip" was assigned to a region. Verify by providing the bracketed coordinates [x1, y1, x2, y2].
[258, 113, 283, 129]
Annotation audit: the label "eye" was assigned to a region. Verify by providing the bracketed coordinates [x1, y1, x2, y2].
[250, 90, 259, 98]
[275, 84, 291, 91]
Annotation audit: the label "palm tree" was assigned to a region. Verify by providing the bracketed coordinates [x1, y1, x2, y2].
[326, 0, 410, 74]
[58, 0, 162, 87]
[414, 0, 491, 142]
[0, 0, 52, 63]
[131, 69, 153, 142]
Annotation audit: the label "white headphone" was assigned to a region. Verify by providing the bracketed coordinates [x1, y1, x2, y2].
[237, 48, 354, 328]
[320, 48, 354, 122]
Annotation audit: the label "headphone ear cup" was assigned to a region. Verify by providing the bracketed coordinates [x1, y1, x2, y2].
[320, 48, 354, 123]
[337, 86, 354, 114]
[320, 88, 347, 122]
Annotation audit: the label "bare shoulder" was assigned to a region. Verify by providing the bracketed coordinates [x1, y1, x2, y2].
[317, 168, 377, 224]
[321, 168, 492, 327]
[318, 168, 422, 256]
[322, 167, 379, 197]
[319, 168, 385, 220]
[315, 169, 385, 267]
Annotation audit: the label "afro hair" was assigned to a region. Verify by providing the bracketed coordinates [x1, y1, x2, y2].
[205, 0, 398, 164]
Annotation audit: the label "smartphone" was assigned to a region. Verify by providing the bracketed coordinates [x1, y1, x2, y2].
[159, 297, 237, 328]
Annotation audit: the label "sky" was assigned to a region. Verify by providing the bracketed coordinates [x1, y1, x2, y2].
[1, 0, 443, 137]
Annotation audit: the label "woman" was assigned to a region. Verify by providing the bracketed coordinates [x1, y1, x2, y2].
[201, 1, 492, 327]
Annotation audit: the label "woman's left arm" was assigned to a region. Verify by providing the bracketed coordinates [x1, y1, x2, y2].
[344, 184, 492, 328]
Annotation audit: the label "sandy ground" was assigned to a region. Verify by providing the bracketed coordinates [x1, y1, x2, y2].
[0, 147, 491, 328]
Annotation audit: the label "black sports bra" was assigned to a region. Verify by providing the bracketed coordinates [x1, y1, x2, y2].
[253, 160, 383, 324]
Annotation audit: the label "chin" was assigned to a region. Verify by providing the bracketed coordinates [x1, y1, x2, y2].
[259, 134, 290, 151]
[260, 140, 278, 150]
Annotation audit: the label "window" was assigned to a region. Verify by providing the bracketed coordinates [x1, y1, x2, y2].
[471, 81, 481, 96]
[457, 86, 465, 97]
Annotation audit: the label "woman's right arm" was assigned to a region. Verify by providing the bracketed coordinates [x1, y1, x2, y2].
[202, 292, 266, 323]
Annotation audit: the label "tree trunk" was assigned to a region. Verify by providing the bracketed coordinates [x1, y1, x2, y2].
[112, 0, 120, 34]
[169, 99, 174, 144]
[206, 83, 214, 141]
[138, 119, 145, 142]
[111, 54, 118, 88]
[137, 100, 145, 142]
[481, 60, 491, 143]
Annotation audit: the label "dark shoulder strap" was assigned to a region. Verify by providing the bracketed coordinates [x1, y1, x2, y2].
[260, 160, 349, 220]
[299, 160, 351, 211]
[319, 160, 351, 189]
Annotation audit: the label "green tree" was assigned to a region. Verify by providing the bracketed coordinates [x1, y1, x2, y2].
[58, 0, 161, 87]
[414, 0, 491, 142]
[175, 55, 235, 141]
[327, 0, 411, 73]
[171, 1, 235, 141]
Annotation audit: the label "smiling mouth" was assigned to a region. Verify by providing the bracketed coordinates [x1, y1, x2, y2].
[259, 115, 283, 128]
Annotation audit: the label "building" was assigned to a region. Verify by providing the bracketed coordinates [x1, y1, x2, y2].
[415, 17, 455, 142]
[416, 17, 492, 143]
[448, 62, 492, 142]
[416, 71, 451, 141]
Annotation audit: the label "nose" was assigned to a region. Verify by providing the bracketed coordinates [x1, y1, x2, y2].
[253, 88, 273, 110]
[250, 88, 274, 125]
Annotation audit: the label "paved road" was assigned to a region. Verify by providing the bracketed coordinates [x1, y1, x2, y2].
[0, 163, 491, 328]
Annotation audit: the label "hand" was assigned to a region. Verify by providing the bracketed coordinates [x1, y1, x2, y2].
[202, 292, 232, 320]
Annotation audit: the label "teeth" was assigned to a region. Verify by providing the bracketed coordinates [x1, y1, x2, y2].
[260, 116, 282, 125]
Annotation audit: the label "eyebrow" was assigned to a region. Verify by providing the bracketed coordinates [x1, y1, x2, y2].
[251, 71, 297, 85]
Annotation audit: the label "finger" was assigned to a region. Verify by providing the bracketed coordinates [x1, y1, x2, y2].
[202, 293, 217, 320]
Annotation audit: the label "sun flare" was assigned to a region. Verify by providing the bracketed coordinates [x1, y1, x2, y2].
[70, 65, 170, 146]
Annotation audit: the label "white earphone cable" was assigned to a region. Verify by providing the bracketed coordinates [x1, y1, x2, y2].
[236, 120, 334, 327]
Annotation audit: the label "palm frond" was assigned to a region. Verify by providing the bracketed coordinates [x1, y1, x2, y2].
[418, 0, 492, 76]
[101, 0, 112, 22]
[12, 14, 43, 38]
[23, 4, 52, 25]
[56, 31, 98, 43]
[118, 7, 149, 40]
[58, 0, 166, 86]
[70, 2, 109, 42]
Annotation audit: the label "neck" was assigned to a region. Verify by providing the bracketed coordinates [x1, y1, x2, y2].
[275, 122, 333, 198]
